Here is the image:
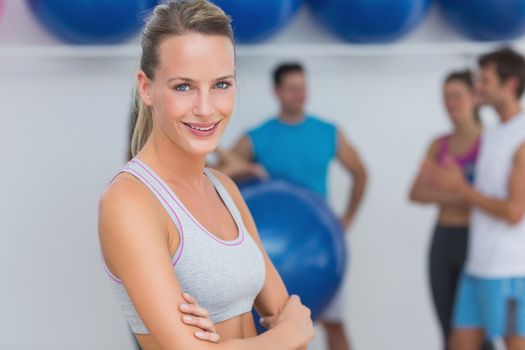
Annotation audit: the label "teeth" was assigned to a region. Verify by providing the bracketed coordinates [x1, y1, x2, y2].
[187, 123, 216, 131]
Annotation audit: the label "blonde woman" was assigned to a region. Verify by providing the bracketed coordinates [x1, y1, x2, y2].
[98, 1, 315, 349]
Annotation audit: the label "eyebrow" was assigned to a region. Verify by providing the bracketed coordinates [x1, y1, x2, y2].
[166, 75, 235, 84]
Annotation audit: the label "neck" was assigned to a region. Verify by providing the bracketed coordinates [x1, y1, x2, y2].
[279, 109, 304, 124]
[454, 116, 481, 137]
[496, 99, 522, 123]
[138, 127, 207, 186]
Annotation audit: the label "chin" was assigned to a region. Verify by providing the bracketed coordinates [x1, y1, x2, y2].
[185, 142, 219, 157]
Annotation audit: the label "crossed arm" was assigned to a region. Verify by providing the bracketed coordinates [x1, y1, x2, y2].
[410, 138, 465, 205]
[419, 142, 525, 225]
[98, 172, 313, 350]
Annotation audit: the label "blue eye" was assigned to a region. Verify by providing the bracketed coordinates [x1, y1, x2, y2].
[215, 81, 231, 89]
[175, 84, 190, 92]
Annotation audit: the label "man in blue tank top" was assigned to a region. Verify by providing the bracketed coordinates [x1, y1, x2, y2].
[230, 63, 368, 350]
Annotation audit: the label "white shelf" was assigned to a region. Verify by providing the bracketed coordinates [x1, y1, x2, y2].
[0, 42, 521, 59]
[0, 45, 140, 58]
[236, 42, 521, 57]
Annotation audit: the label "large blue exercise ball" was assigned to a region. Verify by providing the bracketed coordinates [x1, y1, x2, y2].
[210, 0, 302, 43]
[306, 0, 431, 43]
[240, 180, 347, 328]
[26, 0, 157, 44]
[439, 0, 525, 41]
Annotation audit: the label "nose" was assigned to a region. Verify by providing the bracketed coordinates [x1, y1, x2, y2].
[193, 90, 215, 119]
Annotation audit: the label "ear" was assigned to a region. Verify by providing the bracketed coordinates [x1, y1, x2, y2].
[505, 75, 520, 98]
[273, 85, 280, 98]
[137, 70, 154, 106]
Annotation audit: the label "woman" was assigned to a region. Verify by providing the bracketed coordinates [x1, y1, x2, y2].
[98, 1, 315, 349]
[409, 70, 481, 349]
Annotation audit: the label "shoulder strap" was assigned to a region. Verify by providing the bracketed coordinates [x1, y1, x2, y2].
[119, 160, 184, 238]
[203, 168, 244, 225]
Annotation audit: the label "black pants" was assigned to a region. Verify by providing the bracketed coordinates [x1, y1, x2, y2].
[429, 225, 493, 350]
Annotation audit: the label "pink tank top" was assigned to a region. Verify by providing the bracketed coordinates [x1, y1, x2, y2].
[437, 134, 481, 183]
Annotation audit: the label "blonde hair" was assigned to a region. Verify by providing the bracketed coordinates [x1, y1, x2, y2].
[130, 0, 234, 157]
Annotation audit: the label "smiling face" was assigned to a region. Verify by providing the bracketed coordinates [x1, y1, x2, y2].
[138, 32, 236, 157]
[443, 79, 476, 125]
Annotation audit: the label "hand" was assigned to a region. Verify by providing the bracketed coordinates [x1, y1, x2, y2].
[421, 156, 467, 194]
[179, 292, 221, 343]
[215, 148, 268, 181]
[240, 163, 269, 181]
[259, 295, 315, 348]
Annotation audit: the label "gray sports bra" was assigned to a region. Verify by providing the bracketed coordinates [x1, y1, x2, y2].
[102, 159, 266, 334]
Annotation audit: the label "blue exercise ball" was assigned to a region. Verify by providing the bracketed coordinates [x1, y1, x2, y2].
[306, 0, 431, 43]
[240, 180, 347, 328]
[439, 0, 525, 41]
[210, 0, 302, 43]
[26, 0, 157, 44]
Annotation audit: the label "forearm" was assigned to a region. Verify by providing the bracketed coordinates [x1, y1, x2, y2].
[254, 265, 289, 320]
[343, 170, 367, 222]
[461, 185, 524, 224]
[211, 149, 249, 179]
[214, 160, 243, 179]
[221, 325, 298, 350]
[410, 181, 462, 205]
[251, 272, 308, 350]
[159, 324, 298, 350]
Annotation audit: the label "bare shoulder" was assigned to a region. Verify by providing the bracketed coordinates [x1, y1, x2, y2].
[98, 173, 167, 262]
[231, 134, 253, 161]
[426, 136, 444, 160]
[429, 136, 442, 149]
[99, 172, 162, 226]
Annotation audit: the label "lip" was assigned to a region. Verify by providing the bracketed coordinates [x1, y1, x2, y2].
[182, 120, 221, 137]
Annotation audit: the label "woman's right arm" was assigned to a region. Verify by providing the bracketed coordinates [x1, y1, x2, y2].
[98, 176, 305, 350]
[409, 138, 462, 205]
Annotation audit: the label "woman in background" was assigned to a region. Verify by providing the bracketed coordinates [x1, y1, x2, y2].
[409, 70, 485, 350]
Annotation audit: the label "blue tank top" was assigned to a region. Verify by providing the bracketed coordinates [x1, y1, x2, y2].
[248, 115, 337, 198]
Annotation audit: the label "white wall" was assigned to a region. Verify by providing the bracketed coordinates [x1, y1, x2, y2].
[0, 1, 517, 349]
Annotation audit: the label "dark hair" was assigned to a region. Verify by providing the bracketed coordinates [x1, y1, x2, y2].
[445, 69, 474, 88]
[444, 69, 480, 122]
[479, 47, 525, 98]
[273, 62, 304, 87]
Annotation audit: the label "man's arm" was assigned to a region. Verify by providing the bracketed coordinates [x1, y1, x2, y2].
[232, 135, 254, 162]
[336, 130, 367, 231]
[422, 142, 525, 224]
[212, 147, 267, 181]
[461, 142, 525, 224]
